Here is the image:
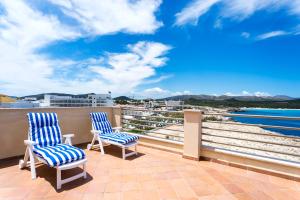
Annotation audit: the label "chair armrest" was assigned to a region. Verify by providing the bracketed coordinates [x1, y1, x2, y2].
[91, 130, 102, 134]
[112, 127, 122, 133]
[63, 134, 74, 138]
[63, 134, 74, 145]
[24, 140, 36, 147]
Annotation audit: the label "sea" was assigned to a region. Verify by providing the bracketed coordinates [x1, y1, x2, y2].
[232, 108, 300, 137]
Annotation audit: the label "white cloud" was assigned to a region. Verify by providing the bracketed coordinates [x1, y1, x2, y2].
[175, 0, 300, 26]
[175, 0, 220, 26]
[49, 0, 162, 35]
[141, 88, 192, 98]
[288, 0, 300, 16]
[220, 0, 281, 20]
[254, 91, 270, 97]
[224, 92, 234, 96]
[0, 0, 165, 96]
[214, 19, 223, 29]
[295, 25, 300, 35]
[225, 91, 270, 97]
[242, 90, 251, 95]
[0, 1, 79, 49]
[141, 87, 170, 98]
[241, 32, 250, 39]
[143, 74, 173, 84]
[89, 41, 171, 94]
[256, 30, 289, 40]
[172, 90, 191, 96]
[0, 0, 80, 95]
[144, 87, 169, 94]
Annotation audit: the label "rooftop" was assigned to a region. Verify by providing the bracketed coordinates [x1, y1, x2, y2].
[1, 145, 299, 200]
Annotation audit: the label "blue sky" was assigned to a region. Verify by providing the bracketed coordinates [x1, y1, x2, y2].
[0, 0, 300, 98]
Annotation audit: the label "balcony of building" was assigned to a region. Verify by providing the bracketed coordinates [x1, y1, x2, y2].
[0, 106, 299, 199]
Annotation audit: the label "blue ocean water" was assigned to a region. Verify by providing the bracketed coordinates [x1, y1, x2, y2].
[232, 108, 300, 137]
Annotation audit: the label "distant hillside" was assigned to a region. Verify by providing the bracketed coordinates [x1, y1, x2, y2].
[114, 96, 133, 101]
[163, 94, 294, 102]
[183, 98, 300, 109]
[21, 93, 96, 100]
[0, 94, 16, 103]
[113, 96, 134, 105]
[273, 95, 295, 100]
[161, 94, 299, 109]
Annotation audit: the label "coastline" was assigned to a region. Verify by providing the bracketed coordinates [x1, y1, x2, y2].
[236, 107, 300, 111]
[142, 106, 300, 163]
[202, 121, 300, 163]
[201, 107, 300, 162]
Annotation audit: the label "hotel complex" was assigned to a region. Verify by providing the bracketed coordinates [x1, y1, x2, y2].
[0, 92, 114, 108]
[42, 92, 114, 107]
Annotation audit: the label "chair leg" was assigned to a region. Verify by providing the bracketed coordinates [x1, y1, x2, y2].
[83, 163, 87, 179]
[87, 134, 97, 150]
[135, 145, 138, 155]
[19, 147, 29, 169]
[64, 137, 72, 145]
[98, 136, 105, 155]
[122, 147, 125, 160]
[28, 147, 37, 180]
[57, 168, 62, 190]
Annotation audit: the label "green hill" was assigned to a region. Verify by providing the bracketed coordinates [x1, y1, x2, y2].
[113, 96, 133, 101]
[184, 98, 300, 109]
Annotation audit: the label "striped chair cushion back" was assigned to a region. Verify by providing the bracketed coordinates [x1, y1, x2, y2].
[90, 112, 113, 134]
[27, 112, 62, 147]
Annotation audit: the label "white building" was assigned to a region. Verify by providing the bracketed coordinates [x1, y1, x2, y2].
[144, 100, 162, 109]
[42, 92, 114, 107]
[165, 100, 184, 110]
[122, 105, 153, 119]
[23, 97, 37, 101]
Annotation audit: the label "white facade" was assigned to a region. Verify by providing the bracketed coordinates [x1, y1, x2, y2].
[42, 92, 114, 107]
[122, 106, 153, 118]
[165, 100, 184, 110]
[23, 97, 37, 101]
[144, 100, 162, 109]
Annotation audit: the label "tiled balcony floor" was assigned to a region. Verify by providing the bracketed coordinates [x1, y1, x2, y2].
[0, 145, 299, 200]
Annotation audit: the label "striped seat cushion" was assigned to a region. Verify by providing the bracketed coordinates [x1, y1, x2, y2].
[90, 112, 113, 134]
[27, 112, 62, 147]
[33, 144, 86, 167]
[100, 132, 139, 145]
[90, 112, 139, 144]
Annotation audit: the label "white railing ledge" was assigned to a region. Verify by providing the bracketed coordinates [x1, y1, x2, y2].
[125, 132, 184, 145]
[202, 145, 300, 169]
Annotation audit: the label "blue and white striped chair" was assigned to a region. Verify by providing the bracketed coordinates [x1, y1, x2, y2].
[19, 112, 87, 189]
[87, 112, 139, 159]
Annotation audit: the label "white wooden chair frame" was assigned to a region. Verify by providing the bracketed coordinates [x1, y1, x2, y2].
[87, 127, 138, 160]
[19, 132, 87, 189]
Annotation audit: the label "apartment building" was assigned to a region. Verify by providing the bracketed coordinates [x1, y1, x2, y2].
[42, 92, 114, 107]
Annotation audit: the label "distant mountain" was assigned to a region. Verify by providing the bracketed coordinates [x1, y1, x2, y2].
[21, 93, 96, 100]
[114, 96, 133, 101]
[273, 95, 295, 100]
[161, 94, 300, 109]
[162, 94, 295, 102]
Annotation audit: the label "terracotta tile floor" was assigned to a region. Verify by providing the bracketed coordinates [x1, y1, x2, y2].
[0, 145, 299, 200]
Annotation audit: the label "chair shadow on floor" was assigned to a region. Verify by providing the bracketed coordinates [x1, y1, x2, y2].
[22, 164, 93, 192]
[88, 144, 145, 161]
[0, 156, 22, 169]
